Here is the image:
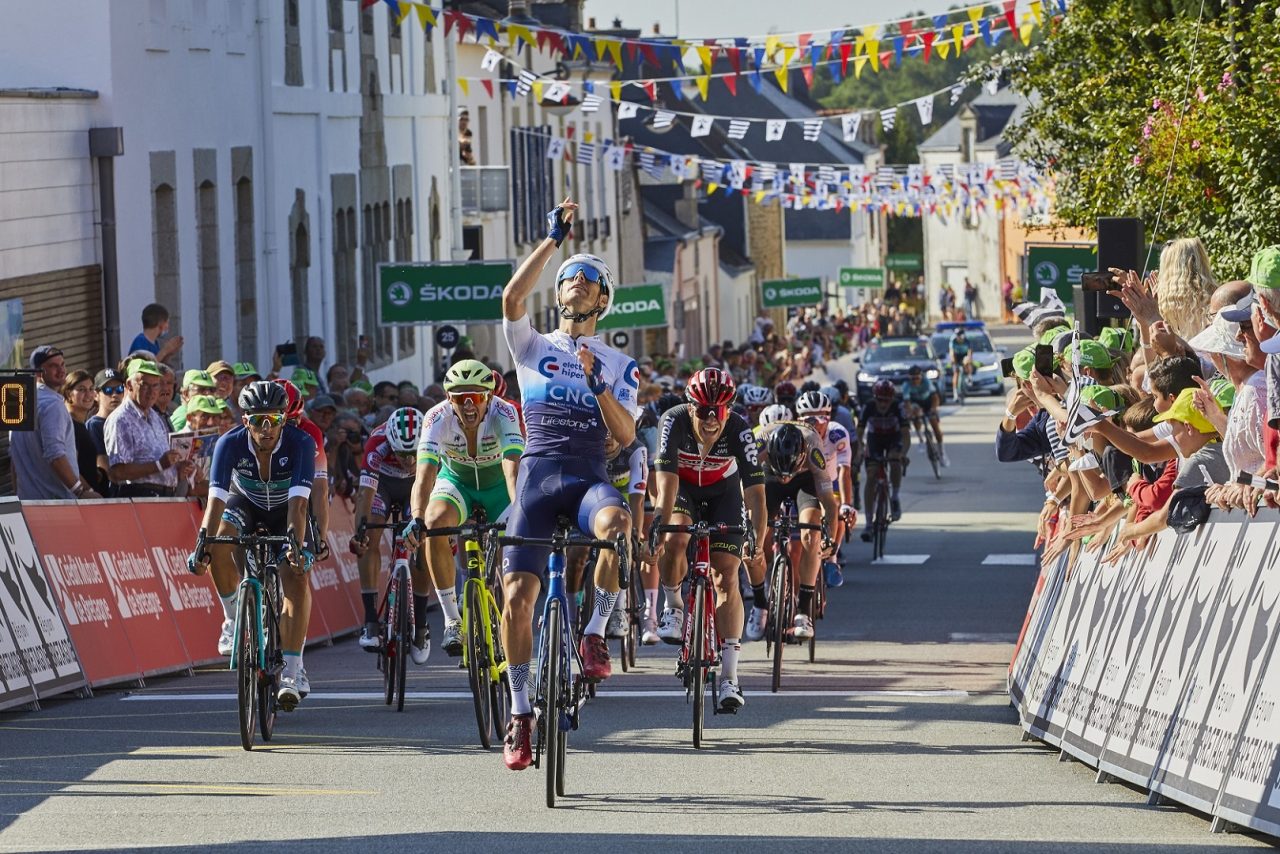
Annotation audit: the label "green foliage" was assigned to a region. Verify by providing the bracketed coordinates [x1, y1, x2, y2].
[1004, 0, 1280, 278]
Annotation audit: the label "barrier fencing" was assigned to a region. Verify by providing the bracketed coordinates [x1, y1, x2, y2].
[1010, 509, 1280, 838]
[0, 496, 381, 711]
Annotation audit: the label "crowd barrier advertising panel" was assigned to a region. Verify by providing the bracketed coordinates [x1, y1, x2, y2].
[0, 500, 85, 702]
[324, 500, 372, 637]
[1008, 553, 1069, 709]
[130, 499, 225, 666]
[22, 501, 142, 688]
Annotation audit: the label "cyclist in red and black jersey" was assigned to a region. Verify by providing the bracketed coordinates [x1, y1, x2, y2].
[649, 368, 767, 711]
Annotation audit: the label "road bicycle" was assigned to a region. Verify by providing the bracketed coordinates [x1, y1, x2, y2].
[865, 456, 895, 561]
[500, 516, 628, 808]
[202, 529, 295, 751]
[762, 506, 826, 693]
[650, 521, 749, 748]
[358, 505, 419, 713]
[909, 410, 942, 480]
[574, 538, 645, 674]
[424, 510, 508, 749]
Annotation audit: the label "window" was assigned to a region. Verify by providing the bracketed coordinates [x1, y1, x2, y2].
[333, 205, 359, 365]
[328, 0, 346, 91]
[392, 166, 415, 358]
[234, 174, 256, 362]
[962, 127, 975, 163]
[196, 179, 221, 365]
[284, 0, 303, 86]
[289, 191, 310, 345]
[510, 125, 554, 246]
[361, 202, 393, 365]
[151, 182, 181, 339]
[327, 0, 341, 31]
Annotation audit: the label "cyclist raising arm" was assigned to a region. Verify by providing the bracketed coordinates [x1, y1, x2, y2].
[188, 381, 316, 709]
[499, 198, 638, 771]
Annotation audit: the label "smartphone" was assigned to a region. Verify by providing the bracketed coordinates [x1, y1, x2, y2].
[1034, 343, 1055, 376]
[1080, 271, 1119, 292]
[276, 341, 300, 367]
[1000, 357, 1016, 378]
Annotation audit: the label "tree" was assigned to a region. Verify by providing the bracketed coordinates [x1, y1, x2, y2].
[1004, 0, 1280, 278]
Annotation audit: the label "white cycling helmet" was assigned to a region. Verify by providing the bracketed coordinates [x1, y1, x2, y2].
[555, 253, 616, 321]
[384, 406, 422, 454]
[740, 385, 773, 407]
[758, 404, 793, 428]
[795, 390, 832, 416]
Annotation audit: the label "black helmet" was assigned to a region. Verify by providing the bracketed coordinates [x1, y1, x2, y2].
[239, 380, 288, 413]
[799, 380, 821, 394]
[656, 392, 684, 414]
[765, 423, 808, 479]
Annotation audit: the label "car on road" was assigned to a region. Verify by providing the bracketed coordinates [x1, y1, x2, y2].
[855, 336, 941, 403]
[931, 321, 1006, 398]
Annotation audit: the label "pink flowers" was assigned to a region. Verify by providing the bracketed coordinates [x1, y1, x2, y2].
[1133, 154, 1143, 167]
[1196, 85, 1208, 102]
[1218, 70, 1234, 91]
[1191, 139, 1201, 150]
[1152, 97, 1163, 110]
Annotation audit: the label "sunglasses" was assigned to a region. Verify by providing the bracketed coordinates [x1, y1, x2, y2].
[693, 404, 727, 421]
[558, 262, 604, 284]
[99, 385, 125, 395]
[245, 412, 287, 429]
[448, 390, 490, 408]
[802, 414, 829, 425]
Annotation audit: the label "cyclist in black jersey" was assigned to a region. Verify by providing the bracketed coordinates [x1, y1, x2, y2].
[649, 368, 766, 711]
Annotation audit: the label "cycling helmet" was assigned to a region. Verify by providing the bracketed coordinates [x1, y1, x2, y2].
[764, 423, 808, 479]
[740, 385, 773, 408]
[799, 380, 821, 394]
[657, 392, 684, 414]
[555, 253, 616, 321]
[444, 359, 496, 392]
[759, 404, 792, 428]
[239, 380, 288, 414]
[872, 379, 898, 401]
[774, 381, 797, 403]
[686, 367, 736, 407]
[833, 378, 849, 396]
[795, 391, 832, 415]
[491, 369, 507, 399]
[384, 406, 422, 453]
[272, 378, 304, 420]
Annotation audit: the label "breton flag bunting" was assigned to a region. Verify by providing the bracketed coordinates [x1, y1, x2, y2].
[728, 119, 751, 139]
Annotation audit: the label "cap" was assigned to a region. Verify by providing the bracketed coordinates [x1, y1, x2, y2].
[182, 369, 217, 390]
[1050, 329, 1075, 355]
[1097, 327, 1136, 354]
[30, 345, 63, 370]
[1249, 246, 1280, 290]
[1187, 314, 1245, 359]
[187, 395, 224, 416]
[1038, 325, 1071, 346]
[308, 394, 339, 412]
[350, 379, 374, 394]
[232, 361, 261, 380]
[1209, 376, 1235, 410]
[1219, 291, 1257, 323]
[1152, 387, 1218, 434]
[127, 359, 163, 379]
[1012, 346, 1037, 381]
[94, 368, 124, 390]
[206, 360, 235, 378]
[1080, 384, 1123, 413]
[1070, 339, 1115, 370]
[290, 367, 319, 389]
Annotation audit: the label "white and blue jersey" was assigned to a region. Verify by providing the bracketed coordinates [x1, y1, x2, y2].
[503, 314, 640, 458]
[209, 425, 316, 510]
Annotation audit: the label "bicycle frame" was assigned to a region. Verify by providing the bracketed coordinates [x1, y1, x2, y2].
[460, 528, 506, 684]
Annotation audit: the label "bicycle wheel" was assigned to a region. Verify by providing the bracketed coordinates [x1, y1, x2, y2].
[690, 577, 707, 749]
[258, 578, 280, 740]
[382, 584, 396, 707]
[542, 600, 564, 809]
[486, 588, 510, 743]
[769, 554, 789, 694]
[394, 573, 409, 713]
[874, 488, 889, 561]
[808, 567, 824, 664]
[465, 582, 493, 749]
[927, 435, 941, 480]
[236, 588, 258, 751]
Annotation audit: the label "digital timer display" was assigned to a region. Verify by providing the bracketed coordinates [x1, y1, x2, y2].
[0, 373, 37, 432]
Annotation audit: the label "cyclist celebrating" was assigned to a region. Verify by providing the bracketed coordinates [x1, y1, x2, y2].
[794, 391, 855, 585]
[948, 327, 971, 403]
[349, 407, 428, 661]
[188, 381, 316, 709]
[754, 420, 837, 641]
[857, 379, 912, 535]
[403, 360, 523, 657]
[499, 197, 638, 771]
[901, 366, 946, 466]
[650, 367, 766, 711]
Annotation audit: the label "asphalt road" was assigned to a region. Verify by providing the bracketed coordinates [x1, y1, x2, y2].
[0, 335, 1273, 852]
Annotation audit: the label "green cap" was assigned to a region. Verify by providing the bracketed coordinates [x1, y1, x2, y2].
[182, 369, 216, 390]
[290, 367, 319, 389]
[1039, 325, 1071, 346]
[1209, 376, 1235, 410]
[1097, 327, 1136, 354]
[232, 361, 261, 380]
[1080, 384, 1122, 413]
[1249, 246, 1280, 290]
[351, 378, 374, 394]
[1070, 339, 1115, 369]
[187, 395, 224, 416]
[127, 359, 163, 379]
[1012, 346, 1037, 380]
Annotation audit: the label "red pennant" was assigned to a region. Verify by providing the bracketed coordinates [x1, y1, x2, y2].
[879, 49, 892, 68]
[723, 74, 737, 96]
[359, 0, 378, 8]
[565, 125, 575, 139]
[744, 166, 753, 179]
[642, 81, 656, 101]
[729, 47, 742, 74]
[444, 9, 457, 37]
[963, 34, 978, 50]
[625, 41, 638, 62]
[834, 198, 844, 212]
[922, 30, 936, 62]
[640, 42, 661, 69]
[798, 33, 811, 52]
[694, 179, 703, 189]
[481, 79, 493, 97]
[839, 42, 852, 75]
[801, 65, 814, 88]
[536, 29, 551, 52]
[899, 19, 914, 38]
[1002, 0, 1018, 34]
[742, 188, 750, 197]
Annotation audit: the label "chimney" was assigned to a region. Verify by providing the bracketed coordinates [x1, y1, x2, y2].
[674, 180, 700, 231]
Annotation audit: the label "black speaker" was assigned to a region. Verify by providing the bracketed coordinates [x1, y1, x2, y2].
[1095, 217, 1143, 320]
[1073, 285, 1103, 337]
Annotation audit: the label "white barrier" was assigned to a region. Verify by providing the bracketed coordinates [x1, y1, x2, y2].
[1010, 511, 1280, 837]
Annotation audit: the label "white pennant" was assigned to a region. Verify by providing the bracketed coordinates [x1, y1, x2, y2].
[481, 49, 503, 72]
[841, 113, 862, 143]
[545, 138, 566, 160]
[652, 110, 675, 129]
[617, 101, 639, 120]
[765, 120, 786, 142]
[543, 82, 571, 103]
[879, 107, 896, 132]
[950, 83, 965, 106]
[985, 77, 1000, 95]
[690, 115, 714, 138]
[916, 95, 934, 126]
[802, 119, 824, 141]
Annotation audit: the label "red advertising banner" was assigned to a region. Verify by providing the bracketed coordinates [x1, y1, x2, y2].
[326, 500, 372, 637]
[131, 499, 225, 667]
[21, 502, 141, 688]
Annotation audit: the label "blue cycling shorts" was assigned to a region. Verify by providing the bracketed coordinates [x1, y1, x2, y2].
[501, 454, 626, 575]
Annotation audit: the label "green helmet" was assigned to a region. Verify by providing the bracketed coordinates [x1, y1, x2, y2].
[444, 359, 496, 392]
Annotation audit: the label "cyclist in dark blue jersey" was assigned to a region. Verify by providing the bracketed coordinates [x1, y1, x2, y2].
[188, 381, 317, 711]
[499, 197, 638, 771]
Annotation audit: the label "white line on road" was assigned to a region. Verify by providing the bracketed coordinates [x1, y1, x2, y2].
[982, 553, 1038, 566]
[121, 689, 970, 702]
[870, 554, 930, 565]
[948, 633, 1019, 643]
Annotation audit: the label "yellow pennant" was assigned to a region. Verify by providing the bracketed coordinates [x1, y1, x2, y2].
[708, 182, 719, 194]
[1020, 15, 1034, 44]
[765, 35, 780, 60]
[600, 39, 623, 69]
[532, 81, 543, 102]
[415, 3, 436, 29]
[754, 191, 766, 203]
[774, 66, 789, 92]
[952, 24, 965, 53]
[458, 78, 469, 96]
[610, 81, 622, 101]
[967, 5, 985, 26]
[869, 46, 881, 72]
[781, 44, 797, 69]
[938, 40, 951, 59]
[696, 45, 713, 72]
[585, 130, 595, 143]
[854, 35, 865, 56]
[695, 75, 710, 100]
[854, 55, 868, 78]
[1029, 0, 1044, 24]
[506, 23, 533, 49]
[396, 3, 413, 26]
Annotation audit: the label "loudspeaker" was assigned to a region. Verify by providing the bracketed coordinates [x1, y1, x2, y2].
[1095, 217, 1143, 320]
[1073, 285, 1103, 337]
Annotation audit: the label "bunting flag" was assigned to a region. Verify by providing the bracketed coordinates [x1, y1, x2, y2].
[581, 93, 602, 112]
[545, 138, 566, 160]
[605, 145, 627, 170]
[480, 48, 502, 71]
[617, 101, 639, 120]
[1013, 289, 1068, 330]
[765, 120, 785, 141]
[880, 107, 897, 132]
[543, 81, 570, 103]
[916, 95, 934, 126]
[950, 83, 966, 106]
[841, 113, 862, 142]
[727, 119, 750, 139]
[802, 119, 824, 142]
[690, 115, 714, 138]
[576, 141, 596, 165]
[652, 110, 675, 129]
[515, 70, 536, 96]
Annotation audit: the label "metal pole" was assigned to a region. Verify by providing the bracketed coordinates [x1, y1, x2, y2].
[444, 2, 465, 261]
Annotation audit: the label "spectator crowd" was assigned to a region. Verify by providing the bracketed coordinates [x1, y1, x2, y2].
[996, 237, 1280, 565]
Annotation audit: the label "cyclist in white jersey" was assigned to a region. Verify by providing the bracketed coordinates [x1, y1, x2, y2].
[795, 391, 855, 588]
[499, 197, 639, 772]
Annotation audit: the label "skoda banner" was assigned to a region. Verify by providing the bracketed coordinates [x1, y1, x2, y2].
[597, 283, 667, 331]
[1024, 245, 1095, 305]
[762, 278, 824, 309]
[378, 261, 515, 324]
[837, 268, 884, 288]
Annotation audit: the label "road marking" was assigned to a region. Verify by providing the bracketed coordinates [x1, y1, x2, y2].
[121, 689, 969, 701]
[949, 632, 1019, 643]
[870, 554, 930, 565]
[982, 553, 1038, 566]
[0, 779, 376, 796]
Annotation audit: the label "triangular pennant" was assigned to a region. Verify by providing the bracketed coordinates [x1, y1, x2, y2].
[723, 74, 737, 96]
[1030, 0, 1045, 23]
[937, 40, 952, 59]
[394, 2, 412, 26]
[667, 80, 683, 101]
[801, 65, 814, 88]
[775, 65, 789, 92]
[458, 78, 469, 96]
[642, 81, 656, 102]
[473, 16, 500, 44]
[749, 69, 763, 92]
[854, 55, 868, 78]
[1020, 14, 1035, 44]
[609, 81, 622, 101]
[481, 79, 493, 98]
[531, 81, 543, 102]
[765, 35, 780, 60]
[617, 101, 639, 120]
[695, 75, 710, 100]
[601, 39, 623, 69]
[968, 5, 985, 25]
[922, 30, 936, 62]
[880, 107, 896, 132]
[893, 36, 905, 66]
[505, 23, 534, 49]
[1002, 0, 1018, 33]
[481, 48, 502, 71]
[414, 3, 436, 31]
[952, 23, 965, 53]
[840, 41, 852, 75]
[695, 45, 713, 72]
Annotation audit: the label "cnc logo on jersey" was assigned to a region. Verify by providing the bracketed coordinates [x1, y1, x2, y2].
[537, 357, 562, 379]
[278, 457, 288, 466]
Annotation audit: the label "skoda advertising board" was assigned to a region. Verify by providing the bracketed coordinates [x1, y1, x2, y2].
[597, 284, 667, 331]
[762, 278, 824, 309]
[378, 261, 515, 324]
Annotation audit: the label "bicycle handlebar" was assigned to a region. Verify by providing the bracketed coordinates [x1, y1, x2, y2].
[498, 534, 618, 551]
[655, 523, 748, 535]
[423, 521, 507, 539]
[204, 533, 296, 546]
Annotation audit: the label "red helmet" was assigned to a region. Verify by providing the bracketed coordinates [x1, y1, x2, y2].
[273, 378, 304, 420]
[491, 369, 507, 400]
[774, 381, 797, 403]
[872, 379, 897, 401]
[686, 367, 736, 407]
